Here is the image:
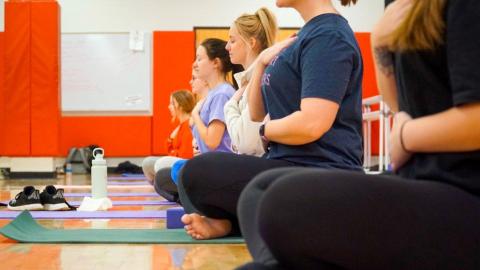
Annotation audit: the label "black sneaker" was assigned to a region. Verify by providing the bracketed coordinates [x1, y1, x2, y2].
[40, 185, 73, 210]
[8, 186, 43, 211]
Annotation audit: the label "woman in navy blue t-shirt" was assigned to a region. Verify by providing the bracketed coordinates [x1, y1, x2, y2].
[179, 0, 364, 241]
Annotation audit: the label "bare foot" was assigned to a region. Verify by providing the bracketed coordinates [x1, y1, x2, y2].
[181, 213, 232, 240]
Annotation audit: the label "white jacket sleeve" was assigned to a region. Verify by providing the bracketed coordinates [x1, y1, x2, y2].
[224, 93, 265, 156]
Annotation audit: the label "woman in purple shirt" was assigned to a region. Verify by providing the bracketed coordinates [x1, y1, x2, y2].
[153, 38, 239, 204]
[190, 38, 237, 153]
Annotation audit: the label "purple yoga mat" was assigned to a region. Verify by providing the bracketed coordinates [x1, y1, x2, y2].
[0, 210, 166, 219]
[107, 181, 151, 186]
[64, 192, 160, 198]
[108, 176, 147, 180]
[107, 178, 148, 182]
[69, 200, 176, 206]
[121, 173, 145, 177]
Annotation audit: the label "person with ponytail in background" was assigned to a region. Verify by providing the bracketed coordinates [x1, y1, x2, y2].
[224, 7, 278, 156]
[148, 38, 240, 203]
[190, 38, 240, 155]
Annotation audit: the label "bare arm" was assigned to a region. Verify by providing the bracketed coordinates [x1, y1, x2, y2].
[372, 45, 399, 112]
[192, 113, 227, 151]
[403, 103, 480, 152]
[190, 98, 227, 151]
[248, 37, 298, 122]
[264, 98, 339, 145]
[391, 104, 480, 170]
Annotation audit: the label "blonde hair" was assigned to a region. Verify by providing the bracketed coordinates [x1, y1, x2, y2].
[389, 0, 447, 51]
[234, 7, 278, 52]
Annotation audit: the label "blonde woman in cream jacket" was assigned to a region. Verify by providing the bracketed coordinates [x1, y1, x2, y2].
[224, 7, 278, 156]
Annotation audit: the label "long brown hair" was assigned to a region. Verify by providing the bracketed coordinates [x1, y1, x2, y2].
[389, 0, 447, 51]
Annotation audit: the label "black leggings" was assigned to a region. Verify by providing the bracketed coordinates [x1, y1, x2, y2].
[177, 152, 296, 234]
[237, 167, 480, 270]
[154, 168, 197, 213]
[154, 168, 178, 203]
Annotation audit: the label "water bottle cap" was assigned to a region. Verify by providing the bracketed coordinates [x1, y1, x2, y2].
[93, 148, 104, 160]
[92, 148, 106, 165]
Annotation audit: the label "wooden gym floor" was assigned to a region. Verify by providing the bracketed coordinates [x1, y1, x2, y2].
[0, 174, 251, 270]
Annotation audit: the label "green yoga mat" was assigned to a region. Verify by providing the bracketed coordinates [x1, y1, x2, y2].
[0, 211, 244, 244]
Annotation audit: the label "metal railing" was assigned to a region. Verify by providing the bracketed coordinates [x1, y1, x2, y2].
[362, 95, 393, 172]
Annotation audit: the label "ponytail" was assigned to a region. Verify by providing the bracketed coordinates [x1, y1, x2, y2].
[234, 7, 278, 53]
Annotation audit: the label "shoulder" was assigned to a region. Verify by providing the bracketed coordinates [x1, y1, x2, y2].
[447, 0, 480, 19]
[297, 18, 356, 54]
[213, 83, 235, 98]
[448, 0, 480, 9]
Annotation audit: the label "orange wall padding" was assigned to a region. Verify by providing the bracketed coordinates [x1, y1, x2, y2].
[60, 117, 152, 157]
[152, 31, 195, 155]
[1, 23, 379, 157]
[30, 1, 60, 156]
[355, 32, 380, 155]
[3, 1, 31, 155]
[355, 33, 378, 98]
[0, 32, 4, 153]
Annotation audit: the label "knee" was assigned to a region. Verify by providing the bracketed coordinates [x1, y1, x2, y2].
[141, 156, 155, 170]
[237, 178, 257, 219]
[238, 168, 299, 216]
[256, 175, 316, 250]
[154, 168, 173, 188]
[142, 156, 158, 181]
[153, 156, 182, 172]
[237, 170, 272, 216]
[178, 152, 219, 191]
[154, 168, 179, 202]
[256, 170, 353, 248]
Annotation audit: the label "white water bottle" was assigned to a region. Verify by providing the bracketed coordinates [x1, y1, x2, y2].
[91, 148, 108, 199]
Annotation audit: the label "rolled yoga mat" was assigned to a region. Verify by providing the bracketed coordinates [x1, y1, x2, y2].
[0, 211, 244, 244]
[0, 210, 167, 219]
[64, 192, 160, 198]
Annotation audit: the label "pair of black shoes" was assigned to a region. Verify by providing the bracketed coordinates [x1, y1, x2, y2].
[7, 185, 74, 211]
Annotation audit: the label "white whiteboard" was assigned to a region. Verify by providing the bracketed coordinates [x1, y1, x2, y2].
[61, 33, 152, 114]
